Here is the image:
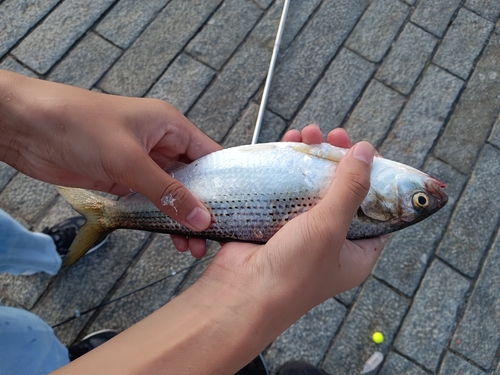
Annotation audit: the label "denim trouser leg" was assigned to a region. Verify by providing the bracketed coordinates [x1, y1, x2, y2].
[0, 306, 69, 374]
[0, 209, 61, 275]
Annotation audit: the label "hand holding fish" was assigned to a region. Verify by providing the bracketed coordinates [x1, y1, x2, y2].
[169, 124, 353, 257]
[0, 70, 220, 232]
[54, 140, 387, 375]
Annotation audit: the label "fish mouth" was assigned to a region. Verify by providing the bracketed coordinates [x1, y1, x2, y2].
[425, 178, 448, 209]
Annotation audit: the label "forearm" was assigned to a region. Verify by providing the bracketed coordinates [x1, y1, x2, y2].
[0, 70, 33, 165]
[52, 275, 293, 375]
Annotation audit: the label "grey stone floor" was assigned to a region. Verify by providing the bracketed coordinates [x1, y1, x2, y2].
[1, 0, 500, 374]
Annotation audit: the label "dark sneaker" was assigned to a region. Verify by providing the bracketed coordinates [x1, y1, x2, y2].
[68, 329, 118, 361]
[236, 354, 270, 375]
[42, 216, 107, 258]
[277, 361, 328, 375]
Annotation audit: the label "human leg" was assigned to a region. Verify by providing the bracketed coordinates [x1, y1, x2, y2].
[0, 306, 69, 374]
[0, 209, 61, 275]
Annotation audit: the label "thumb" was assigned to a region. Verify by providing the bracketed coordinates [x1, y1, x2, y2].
[315, 141, 376, 240]
[128, 155, 212, 232]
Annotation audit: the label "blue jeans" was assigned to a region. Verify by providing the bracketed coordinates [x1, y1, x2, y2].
[0, 210, 69, 374]
[0, 209, 61, 275]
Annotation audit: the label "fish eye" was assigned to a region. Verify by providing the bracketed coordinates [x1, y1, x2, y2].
[412, 192, 429, 210]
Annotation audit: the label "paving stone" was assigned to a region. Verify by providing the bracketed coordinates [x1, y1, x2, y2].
[12, 0, 115, 74]
[465, 0, 500, 22]
[251, 0, 322, 53]
[343, 79, 406, 148]
[290, 48, 375, 136]
[433, 8, 493, 80]
[410, 0, 462, 37]
[346, 0, 410, 63]
[0, 174, 58, 223]
[264, 299, 347, 374]
[146, 53, 215, 114]
[322, 278, 410, 374]
[223, 102, 287, 147]
[434, 29, 500, 174]
[0, 295, 23, 309]
[266, 0, 369, 120]
[84, 234, 196, 334]
[378, 352, 430, 375]
[375, 22, 437, 95]
[253, 0, 273, 9]
[394, 260, 470, 372]
[187, 38, 270, 142]
[373, 157, 467, 296]
[489, 115, 500, 149]
[99, 0, 222, 97]
[0, 0, 60, 58]
[0, 162, 17, 192]
[0, 56, 37, 78]
[186, 0, 262, 70]
[95, 0, 170, 49]
[436, 145, 500, 277]
[450, 232, 500, 369]
[0, 272, 52, 310]
[47, 32, 121, 89]
[438, 352, 486, 375]
[335, 286, 360, 307]
[31, 229, 150, 345]
[379, 65, 463, 168]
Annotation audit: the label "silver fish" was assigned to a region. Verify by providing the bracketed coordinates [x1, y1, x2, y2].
[57, 142, 447, 266]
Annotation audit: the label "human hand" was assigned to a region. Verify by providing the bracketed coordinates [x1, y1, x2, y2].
[201, 125, 387, 325]
[0, 70, 220, 231]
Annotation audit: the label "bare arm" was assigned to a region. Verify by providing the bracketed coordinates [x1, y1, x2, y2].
[0, 70, 220, 241]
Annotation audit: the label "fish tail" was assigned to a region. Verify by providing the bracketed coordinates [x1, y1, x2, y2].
[56, 187, 114, 266]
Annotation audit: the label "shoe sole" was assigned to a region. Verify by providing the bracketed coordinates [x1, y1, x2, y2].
[80, 328, 118, 341]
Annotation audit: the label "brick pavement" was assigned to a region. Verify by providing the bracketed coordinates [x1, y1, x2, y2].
[1, 0, 500, 373]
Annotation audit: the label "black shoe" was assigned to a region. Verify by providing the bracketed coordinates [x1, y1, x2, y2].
[42, 216, 107, 258]
[277, 361, 328, 375]
[68, 329, 118, 361]
[236, 354, 270, 375]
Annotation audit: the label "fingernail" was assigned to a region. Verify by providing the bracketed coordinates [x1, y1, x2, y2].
[186, 207, 212, 231]
[352, 142, 375, 166]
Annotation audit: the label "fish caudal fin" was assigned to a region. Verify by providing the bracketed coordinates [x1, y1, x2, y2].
[56, 187, 114, 266]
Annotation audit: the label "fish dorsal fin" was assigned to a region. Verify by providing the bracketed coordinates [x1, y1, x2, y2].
[234, 142, 346, 162]
[289, 143, 346, 162]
